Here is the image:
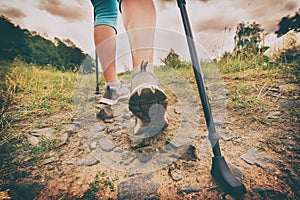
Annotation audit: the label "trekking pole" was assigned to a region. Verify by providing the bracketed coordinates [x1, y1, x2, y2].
[94, 11, 100, 95]
[176, 0, 246, 198]
[95, 50, 100, 95]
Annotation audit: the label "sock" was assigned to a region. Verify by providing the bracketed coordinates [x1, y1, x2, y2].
[106, 81, 120, 88]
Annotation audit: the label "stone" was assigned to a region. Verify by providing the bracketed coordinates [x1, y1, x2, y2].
[74, 157, 100, 166]
[170, 137, 193, 149]
[89, 123, 105, 133]
[266, 111, 282, 119]
[54, 133, 69, 148]
[63, 122, 81, 134]
[30, 128, 55, 139]
[179, 145, 197, 161]
[174, 107, 183, 114]
[278, 99, 298, 108]
[84, 158, 100, 166]
[170, 171, 183, 181]
[136, 152, 153, 163]
[40, 156, 59, 166]
[219, 130, 237, 141]
[89, 141, 97, 150]
[214, 119, 230, 127]
[99, 137, 115, 152]
[96, 105, 114, 120]
[123, 113, 132, 120]
[27, 135, 39, 146]
[117, 174, 159, 200]
[236, 136, 249, 143]
[241, 148, 273, 169]
[177, 185, 201, 194]
[104, 118, 115, 123]
[279, 84, 299, 93]
[216, 95, 227, 100]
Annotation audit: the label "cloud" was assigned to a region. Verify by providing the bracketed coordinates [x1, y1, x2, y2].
[0, 6, 26, 19]
[284, 1, 297, 11]
[38, 0, 85, 22]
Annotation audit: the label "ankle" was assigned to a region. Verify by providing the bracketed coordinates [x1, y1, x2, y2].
[105, 81, 120, 88]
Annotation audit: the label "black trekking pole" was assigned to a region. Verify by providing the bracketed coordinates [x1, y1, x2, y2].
[94, 11, 100, 95]
[95, 51, 100, 95]
[176, 0, 246, 198]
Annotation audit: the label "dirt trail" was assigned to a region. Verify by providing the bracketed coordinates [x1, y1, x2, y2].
[3, 69, 299, 200]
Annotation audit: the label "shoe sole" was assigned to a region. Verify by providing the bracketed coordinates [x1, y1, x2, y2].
[129, 86, 168, 123]
[99, 92, 130, 105]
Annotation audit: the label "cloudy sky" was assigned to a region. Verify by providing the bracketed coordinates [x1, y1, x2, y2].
[0, 0, 299, 60]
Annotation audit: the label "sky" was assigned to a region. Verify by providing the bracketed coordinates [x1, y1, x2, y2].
[0, 0, 299, 62]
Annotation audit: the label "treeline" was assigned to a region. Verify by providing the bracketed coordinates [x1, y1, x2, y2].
[0, 15, 93, 71]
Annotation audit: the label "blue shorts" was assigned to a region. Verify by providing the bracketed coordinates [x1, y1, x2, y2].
[91, 0, 122, 31]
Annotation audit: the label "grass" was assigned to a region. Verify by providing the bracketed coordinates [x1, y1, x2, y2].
[0, 61, 76, 187]
[79, 171, 117, 200]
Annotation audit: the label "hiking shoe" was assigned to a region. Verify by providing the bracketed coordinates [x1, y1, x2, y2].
[129, 61, 168, 130]
[99, 81, 130, 105]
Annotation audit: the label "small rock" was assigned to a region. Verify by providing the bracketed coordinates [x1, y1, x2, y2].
[117, 174, 159, 200]
[99, 137, 115, 152]
[179, 145, 197, 161]
[241, 148, 273, 169]
[107, 127, 121, 136]
[266, 111, 282, 119]
[216, 95, 227, 100]
[219, 130, 237, 141]
[84, 157, 100, 166]
[170, 137, 193, 148]
[89, 141, 97, 150]
[123, 113, 132, 120]
[214, 119, 230, 127]
[174, 107, 183, 114]
[97, 105, 113, 120]
[104, 118, 115, 123]
[40, 156, 59, 166]
[177, 185, 201, 194]
[89, 123, 105, 133]
[27, 135, 39, 146]
[236, 136, 249, 143]
[279, 84, 299, 93]
[136, 152, 153, 163]
[73, 157, 100, 166]
[30, 128, 55, 139]
[114, 147, 124, 153]
[54, 133, 69, 148]
[63, 122, 81, 134]
[170, 171, 183, 181]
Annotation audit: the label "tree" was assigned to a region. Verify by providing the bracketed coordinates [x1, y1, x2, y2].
[275, 11, 300, 37]
[234, 22, 265, 55]
[0, 15, 87, 71]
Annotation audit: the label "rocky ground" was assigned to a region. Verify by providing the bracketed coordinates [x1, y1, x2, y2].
[1, 68, 299, 200]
